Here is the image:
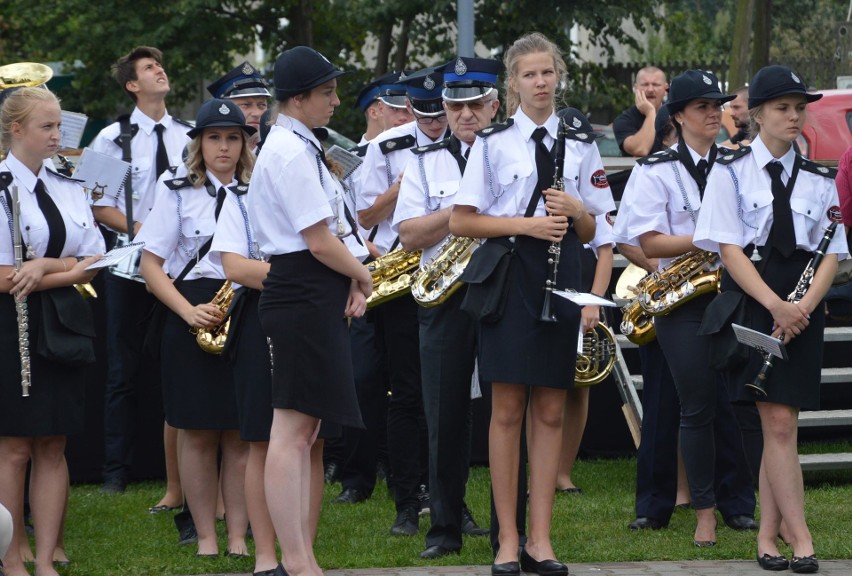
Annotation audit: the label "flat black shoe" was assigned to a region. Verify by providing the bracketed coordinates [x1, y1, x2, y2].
[390, 507, 419, 536]
[461, 506, 489, 536]
[757, 553, 789, 571]
[492, 561, 521, 576]
[725, 514, 758, 531]
[628, 516, 666, 530]
[274, 563, 288, 576]
[420, 544, 459, 559]
[253, 568, 279, 576]
[519, 547, 569, 576]
[335, 487, 367, 504]
[790, 555, 819, 574]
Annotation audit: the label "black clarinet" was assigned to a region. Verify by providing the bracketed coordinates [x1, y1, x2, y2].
[539, 111, 568, 322]
[745, 221, 838, 397]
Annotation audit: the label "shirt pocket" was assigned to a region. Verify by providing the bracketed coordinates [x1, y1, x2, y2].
[130, 158, 152, 195]
[181, 213, 216, 245]
[427, 179, 460, 203]
[497, 161, 532, 197]
[739, 186, 773, 218]
[790, 196, 821, 223]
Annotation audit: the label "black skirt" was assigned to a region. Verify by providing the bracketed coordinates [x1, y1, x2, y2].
[259, 250, 363, 429]
[478, 233, 582, 389]
[725, 249, 824, 410]
[161, 278, 239, 430]
[0, 292, 86, 436]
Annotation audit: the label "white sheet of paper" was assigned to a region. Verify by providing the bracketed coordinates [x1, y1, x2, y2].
[554, 290, 618, 307]
[60, 111, 88, 149]
[74, 148, 131, 200]
[732, 323, 788, 360]
[326, 145, 363, 180]
[85, 242, 145, 270]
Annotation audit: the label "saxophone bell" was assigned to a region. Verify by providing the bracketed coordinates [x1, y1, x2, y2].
[191, 281, 235, 354]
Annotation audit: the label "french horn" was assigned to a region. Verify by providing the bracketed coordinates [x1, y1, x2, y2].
[575, 322, 617, 386]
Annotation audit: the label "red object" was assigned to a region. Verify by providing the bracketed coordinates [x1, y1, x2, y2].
[799, 89, 852, 161]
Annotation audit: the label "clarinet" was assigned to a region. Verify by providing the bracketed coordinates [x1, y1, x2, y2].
[11, 185, 32, 397]
[539, 111, 568, 323]
[745, 221, 837, 397]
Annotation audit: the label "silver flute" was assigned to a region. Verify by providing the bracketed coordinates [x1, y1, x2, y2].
[11, 185, 31, 397]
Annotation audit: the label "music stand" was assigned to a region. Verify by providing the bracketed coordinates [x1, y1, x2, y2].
[732, 323, 788, 361]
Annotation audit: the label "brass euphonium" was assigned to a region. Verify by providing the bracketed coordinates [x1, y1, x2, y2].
[192, 281, 235, 354]
[575, 322, 617, 386]
[0, 62, 54, 90]
[411, 235, 480, 307]
[365, 247, 422, 309]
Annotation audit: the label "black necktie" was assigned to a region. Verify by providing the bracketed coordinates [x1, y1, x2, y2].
[33, 179, 66, 259]
[154, 124, 169, 180]
[696, 159, 708, 177]
[463, 148, 471, 161]
[766, 161, 796, 257]
[531, 127, 554, 208]
[215, 186, 227, 220]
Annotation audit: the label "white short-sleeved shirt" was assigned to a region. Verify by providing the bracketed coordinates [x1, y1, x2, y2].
[693, 134, 848, 259]
[392, 136, 471, 266]
[0, 153, 105, 265]
[586, 212, 616, 257]
[356, 121, 443, 254]
[90, 107, 191, 226]
[455, 107, 616, 220]
[248, 114, 358, 256]
[618, 144, 712, 270]
[136, 165, 229, 280]
[211, 187, 258, 262]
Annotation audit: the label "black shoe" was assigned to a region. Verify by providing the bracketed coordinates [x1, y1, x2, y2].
[324, 461, 339, 484]
[628, 516, 666, 530]
[417, 484, 430, 516]
[174, 509, 197, 546]
[335, 487, 367, 504]
[420, 544, 459, 559]
[757, 553, 790, 571]
[725, 514, 758, 531]
[492, 561, 521, 576]
[519, 547, 569, 576]
[390, 507, 419, 536]
[461, 506, 489, 536]
[100, 478, 127, 494]
[790, 555, 819, 574]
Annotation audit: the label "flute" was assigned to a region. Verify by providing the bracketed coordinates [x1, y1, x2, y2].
[11, 185, 32, 397]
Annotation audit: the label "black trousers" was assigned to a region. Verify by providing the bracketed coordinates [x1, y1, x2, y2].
[419, 289, 478, 550]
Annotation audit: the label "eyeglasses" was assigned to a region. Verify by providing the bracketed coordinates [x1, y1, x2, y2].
[413, 112, 447, 125]
[445, 100, 489, 112]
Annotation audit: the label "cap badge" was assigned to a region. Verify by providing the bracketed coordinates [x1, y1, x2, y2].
[577, 133, 588, 140]
[399, 71, 407, 81]
[423, 75, 435, 91]
[455, 58, 468, 76]
[242, 62, 254, 75]
[702, 74, 712, 85]
[218, 103, 230, 114]
[572, 116, 582, 128]
[386, 140, 397, 150]
[791, 72, 801, 84]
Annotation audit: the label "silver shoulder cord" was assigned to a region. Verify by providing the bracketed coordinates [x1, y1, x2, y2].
[670, 162, 697, 225]
[727, 165, 761, 261]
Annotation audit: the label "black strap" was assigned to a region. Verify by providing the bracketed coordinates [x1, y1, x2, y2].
[447, 135, 467, 175]
[118, 115, 136, 240]
[173, 185, 227, 284]
[343, 203, 364, 246]
[766, 160, 799, 258]
[33, 179, 67, 259]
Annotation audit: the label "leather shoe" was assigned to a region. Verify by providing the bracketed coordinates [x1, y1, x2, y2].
[757, 553, 789, 571]
[519, 547, 569, 576]
[492, 561, 521, 576]
[461, 506, 489, 536]
[390, 507, 419, 536]
[628, 516, 666, 530]
[335, 487, 367, 504]
[790, 555, 819, 574]
[725, 514, 758, 531]
[420, 545, 459, 559]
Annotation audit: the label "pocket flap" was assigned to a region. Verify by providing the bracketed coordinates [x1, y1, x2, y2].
[697, 290, 744, 335]
[43, 287, 96, 338]
[459, 240, 512, 284]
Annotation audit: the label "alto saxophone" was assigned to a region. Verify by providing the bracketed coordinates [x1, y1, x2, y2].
[10, 185, 32, 397]
[638, 250, 721, 316]
[411, 235, 480, 307]
[192, 280, 235, 354]
[365, 247, 422, 309]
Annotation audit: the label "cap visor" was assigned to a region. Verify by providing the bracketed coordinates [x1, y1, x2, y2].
[442, 86, 494, 102]
[188, 122, 256, 139]
[379, 94, 408, 108]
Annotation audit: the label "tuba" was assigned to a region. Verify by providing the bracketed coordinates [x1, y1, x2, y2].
[365, 247, 422, 309]
[192, 281, 235, 354]
[575, 322, 617, 386]
[0, 62, 53, 90]
[411, 235, 480, 307]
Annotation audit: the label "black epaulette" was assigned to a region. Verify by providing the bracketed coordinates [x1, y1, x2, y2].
[717, 145, 733, 156]
[350, 143, 369, 158]
[476, 119, 514, 138]
[715, 146, 751, 165]
[636, 148, 678, 166]
[412, 138, 451, 155]
[799, 158, 837, 179]
[46, 167, 84, 183]
[560, 108, 596, 143]
[164, 176, 194, 191]
[379, 134, 416, 155]
[173, 118, 194, 129]
[0, 171, 11, 190]
[112, 123, 139, 146]
[228, 183, 249, 196]
[564, 130, 596, 143]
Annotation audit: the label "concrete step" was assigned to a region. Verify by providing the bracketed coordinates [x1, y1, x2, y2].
[627, 367, 852, 392]
[799, 452, 852, 471]
[799, 409, 852, 427]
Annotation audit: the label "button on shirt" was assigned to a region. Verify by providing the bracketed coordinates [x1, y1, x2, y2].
[693, 134, 848, 259]
[0, 153, 104, 265]
[618, 143, 711, 271]
[136, 165, 229, 280]
[455, 107, 616, 220]
[90, 107, 190, 227]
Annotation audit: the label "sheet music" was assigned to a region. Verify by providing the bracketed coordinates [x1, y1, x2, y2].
[732, 323, 788, 360]
[554, 290, 618, 307]
[326, 145, 363, 180]
[74, 148, 131, 201]
[60, 111, 88, 149]
[85, 242, 145, 270]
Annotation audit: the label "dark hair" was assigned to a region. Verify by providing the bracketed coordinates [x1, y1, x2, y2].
[111, 46, 163, 102]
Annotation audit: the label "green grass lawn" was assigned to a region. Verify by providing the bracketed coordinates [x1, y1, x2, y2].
[51, 442, 852, 576]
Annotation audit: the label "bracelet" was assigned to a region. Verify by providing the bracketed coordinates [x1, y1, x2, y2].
[61, 258, 67, 273]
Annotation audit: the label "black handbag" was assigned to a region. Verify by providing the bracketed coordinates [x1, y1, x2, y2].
[459, 239, 514, 323]
[698, 290, 749, 371]
[37, 286, 96, 366]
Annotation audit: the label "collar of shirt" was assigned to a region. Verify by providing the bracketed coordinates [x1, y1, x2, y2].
[414, 122, 441, 145]
[512, 106, 558, 146]
[358, 135, 369, 145]
[277, 113, 322, 151]
[750, 133, 796, 178]
[3, 152, 48, 195]
[205, 171, 235, 192]
[131, 106, 174, 137]
[684, 143, 708, 165]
